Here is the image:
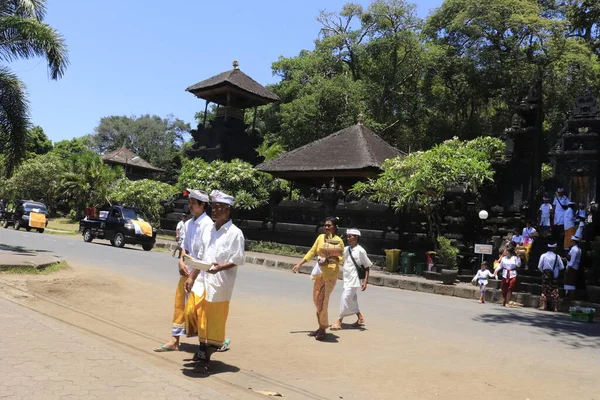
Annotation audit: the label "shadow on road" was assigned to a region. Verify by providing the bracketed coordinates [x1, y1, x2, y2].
[474, 311, 600, 349]
[0, 244, 53, 255]
[181, 361, 240, 377]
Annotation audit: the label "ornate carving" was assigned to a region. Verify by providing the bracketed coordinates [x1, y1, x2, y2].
[572, 91, 599, 119]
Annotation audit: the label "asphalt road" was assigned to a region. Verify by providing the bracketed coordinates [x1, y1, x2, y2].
[1, 228, 599, 358]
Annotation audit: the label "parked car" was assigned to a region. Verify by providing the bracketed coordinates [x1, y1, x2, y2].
[79, 205, 156, 251]
[1, 200, 49, 233]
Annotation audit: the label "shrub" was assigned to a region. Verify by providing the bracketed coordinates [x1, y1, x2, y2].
[436, 236, 459, 269]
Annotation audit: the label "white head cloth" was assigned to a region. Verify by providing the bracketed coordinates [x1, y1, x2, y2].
[571, 236, 580, 242]
[548, 243, 558, 248]
[210, 190, 235, 206]
[346, 228, 361, 236]
[187, 189, 209, 203]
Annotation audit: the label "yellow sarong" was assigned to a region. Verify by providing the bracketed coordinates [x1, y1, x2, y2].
[29, 212, 46, 229]
[171, 276, 188, 336]
[186, 291, 229, 347]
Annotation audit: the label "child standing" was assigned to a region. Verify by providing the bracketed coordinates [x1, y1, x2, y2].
[472, 261, 496, 304]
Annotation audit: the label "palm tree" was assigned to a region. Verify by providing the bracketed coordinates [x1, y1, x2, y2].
[0, 0, 68, 176]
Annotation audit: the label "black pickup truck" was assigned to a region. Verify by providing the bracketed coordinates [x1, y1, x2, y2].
[79, 205, 156, 251]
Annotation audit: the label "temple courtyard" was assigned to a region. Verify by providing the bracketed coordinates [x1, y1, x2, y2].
[0, 229, 597, 400]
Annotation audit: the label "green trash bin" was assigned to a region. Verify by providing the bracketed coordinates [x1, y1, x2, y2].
[415, 262, 426, 276]
[401, 252, 416, 274]
[385, 249, 401, 273]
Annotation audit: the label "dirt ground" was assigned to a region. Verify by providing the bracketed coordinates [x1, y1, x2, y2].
[0, 264, 597, 400]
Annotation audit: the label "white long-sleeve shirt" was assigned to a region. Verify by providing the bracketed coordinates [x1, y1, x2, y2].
[553, 196, 569, 225]
[473, 269, 495, 286]
[537, 251, 565, 278]
[567, 245, 582, 270]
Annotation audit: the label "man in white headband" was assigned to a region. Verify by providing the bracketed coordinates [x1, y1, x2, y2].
[537, 243, 565, 312]
[185, 189, 244, 374]
[153, 189, 212, 353]
[564, 235, 581, 304]
[330, 228, 373, 331]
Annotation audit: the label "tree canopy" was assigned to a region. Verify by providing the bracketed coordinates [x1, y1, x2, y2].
[256, 0, 600, 154]
[87, 115, 191, 183]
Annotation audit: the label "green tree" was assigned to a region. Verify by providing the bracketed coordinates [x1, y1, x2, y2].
[3, 153, 67, 212]
[87, 115, 190, 183]
[25, 126, 52, 156]
[351, 136, 505, 246]
[0, 0, 68, 176]
[108, 179, 178, 225]
[60, 153, 124, 219]
[178, 158, 274, 210]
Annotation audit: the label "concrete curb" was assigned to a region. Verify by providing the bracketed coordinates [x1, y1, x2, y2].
[0, 259, 63, 271]
[244, 255, 544, 307]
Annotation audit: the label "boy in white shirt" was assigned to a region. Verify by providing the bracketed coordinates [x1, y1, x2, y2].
[539, 197, 553, 227]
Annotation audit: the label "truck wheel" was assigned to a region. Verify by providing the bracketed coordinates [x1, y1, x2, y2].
[83, 229, 93, 242]
[37, 229, 44, 233]
[14, 220, 21, 230]
[2, 220, 8, 229]
[26, 226, 31, 232]
[113, 233, 125, 248]
[142, 244, 153, 251]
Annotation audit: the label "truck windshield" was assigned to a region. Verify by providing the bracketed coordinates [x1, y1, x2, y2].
[122, 208, 148, 222]
[24, 203, 48, 214]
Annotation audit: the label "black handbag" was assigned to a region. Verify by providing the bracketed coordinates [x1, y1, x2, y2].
[347, 246, 366, 280]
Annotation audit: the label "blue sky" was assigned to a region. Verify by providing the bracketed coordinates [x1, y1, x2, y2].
[14, 0, 441, 143]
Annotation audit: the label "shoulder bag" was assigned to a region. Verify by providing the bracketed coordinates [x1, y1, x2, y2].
[347, 246, 366, 280]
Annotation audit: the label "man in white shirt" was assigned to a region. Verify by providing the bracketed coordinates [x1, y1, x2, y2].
[565, 236, 582, 304]
[185, 190, 245, 374]
[153, 189, 212, 353]
[172, 214, 187, 258]
[537, 243, 565, 312]
[563, 202, 577, 250]
[331, 228, 372, 330]
[553, 188, 569, 243]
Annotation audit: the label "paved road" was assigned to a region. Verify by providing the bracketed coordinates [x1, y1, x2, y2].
[2, 228, 598, 356]
[0, 297, 233, 400]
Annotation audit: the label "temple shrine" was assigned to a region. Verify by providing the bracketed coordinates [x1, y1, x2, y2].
[185, 60, 279, 165]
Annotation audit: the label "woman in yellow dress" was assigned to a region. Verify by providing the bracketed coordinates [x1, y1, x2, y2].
[292, 217, 344, 341]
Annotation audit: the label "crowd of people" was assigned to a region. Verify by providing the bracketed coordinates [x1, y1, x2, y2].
[473, 188, 586, 311]
[153, 190, 373, 373]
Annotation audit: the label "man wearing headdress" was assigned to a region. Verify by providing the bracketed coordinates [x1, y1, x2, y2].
[563, 202, 577, 250]
[185, 190, 245, 373]
[537, 243, 565, 312]
[552, 188, 569, 243]
[565, 235, 582, 305]
[153, 189, 212, 352]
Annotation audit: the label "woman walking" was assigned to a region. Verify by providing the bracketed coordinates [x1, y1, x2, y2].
[330, 229, 372, 330]
[494, 245, 521, 307]
[293, 217, 344, 341]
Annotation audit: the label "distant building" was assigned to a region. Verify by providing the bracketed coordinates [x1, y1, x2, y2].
[101, 148, 164, 180]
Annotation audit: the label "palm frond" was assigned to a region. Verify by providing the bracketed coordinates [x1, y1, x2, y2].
[0, 15, 68, 79]
[0, 0, 46, 20]
[0, 66, 29, 177]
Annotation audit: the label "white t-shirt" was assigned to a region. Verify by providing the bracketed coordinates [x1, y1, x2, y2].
[539, 203, 552, 226]
[567, 245, 581, 270]
[176, 220, 185, 243]
[511, 235, 524, 245]
[342, 244, 373, 288]
[553, 196, 569, 225]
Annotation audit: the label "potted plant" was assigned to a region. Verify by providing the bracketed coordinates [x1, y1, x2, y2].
[437, 236, 459, 285]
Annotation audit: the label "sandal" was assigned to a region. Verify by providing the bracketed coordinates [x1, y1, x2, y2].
[351, 319, 365, 327]
[217, 338, 231, 352]
[153, 345, 177, 352]
[315, 333, 326, 341]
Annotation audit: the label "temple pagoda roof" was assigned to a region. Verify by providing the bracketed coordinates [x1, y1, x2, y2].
[256, 122, 404, 182]
[101, 148, 164, 172]
[186, 61, 280, 109]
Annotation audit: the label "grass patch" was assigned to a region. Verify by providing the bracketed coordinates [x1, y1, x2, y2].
[46, 217, 79, 235]
[247, 241, 306, 258]
[156, 233, 175, 241]
[0, 261, 70, 275]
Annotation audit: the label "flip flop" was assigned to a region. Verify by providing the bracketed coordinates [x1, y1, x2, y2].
[217, 339, 231, 352]
[153, 345, 176, 352]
